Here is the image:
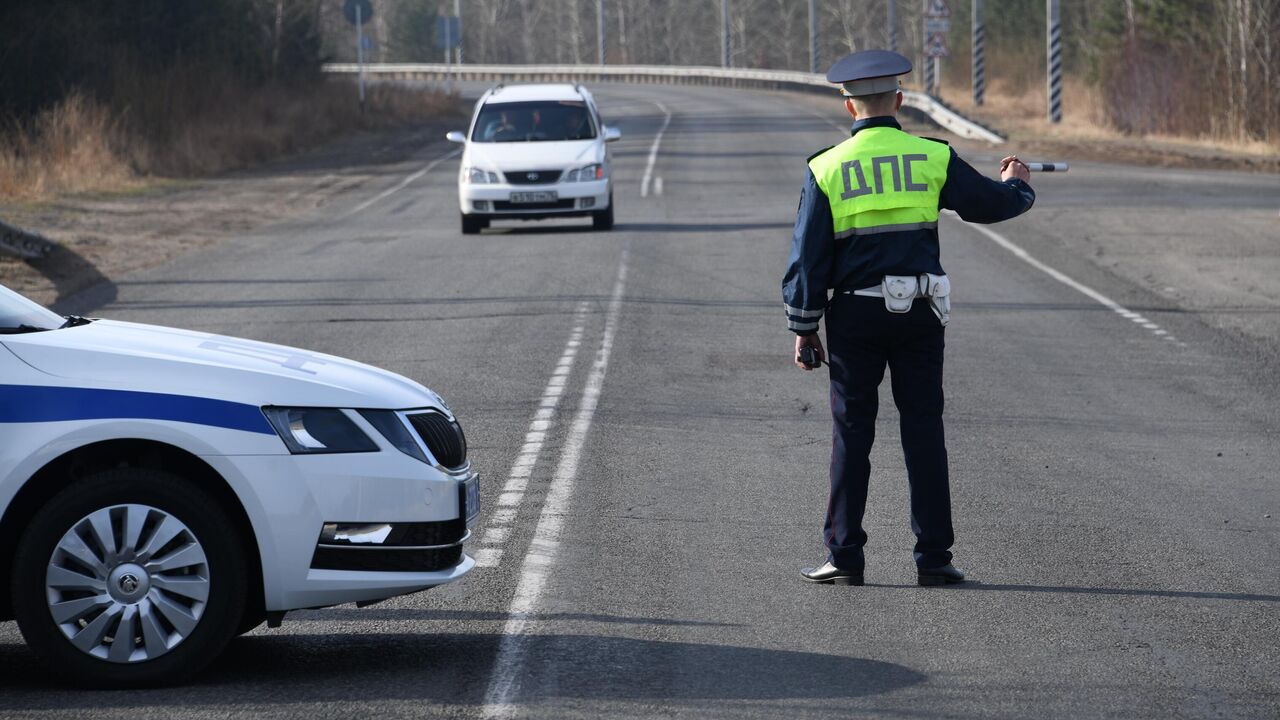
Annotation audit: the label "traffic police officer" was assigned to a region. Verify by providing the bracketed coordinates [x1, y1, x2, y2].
[783, 50, 1035, 586]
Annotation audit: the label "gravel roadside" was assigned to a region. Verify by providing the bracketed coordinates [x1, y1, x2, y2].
[0, 120, 457, 308]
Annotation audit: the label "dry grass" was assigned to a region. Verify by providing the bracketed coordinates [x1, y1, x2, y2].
[0, 93, 138, 199]
[0, 72, 459, 201]
[934, 75, 1280, 162]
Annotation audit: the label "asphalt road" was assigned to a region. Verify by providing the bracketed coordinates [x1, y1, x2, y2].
[3, 82, 1279, 718]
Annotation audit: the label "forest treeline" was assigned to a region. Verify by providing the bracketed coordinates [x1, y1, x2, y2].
[2, 1, 1276, 147]
[2, 1, 324, 119]
[377, 0, 1277, 143]
[0, 1, 450, 197]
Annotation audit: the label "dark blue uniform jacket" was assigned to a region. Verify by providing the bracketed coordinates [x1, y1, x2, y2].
[782, 116, 1036, 335]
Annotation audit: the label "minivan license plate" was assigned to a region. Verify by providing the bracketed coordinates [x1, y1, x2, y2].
[510, 191, 557, 204]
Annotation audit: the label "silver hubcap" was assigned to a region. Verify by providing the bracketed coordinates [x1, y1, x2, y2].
[45, 504, 210, 663]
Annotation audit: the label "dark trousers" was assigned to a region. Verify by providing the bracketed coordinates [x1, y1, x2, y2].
[823, 293, 953, 571]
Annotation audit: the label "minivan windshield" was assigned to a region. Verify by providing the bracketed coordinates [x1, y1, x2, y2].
[471, 101, 596, 143]
[0, 284, 65, 333]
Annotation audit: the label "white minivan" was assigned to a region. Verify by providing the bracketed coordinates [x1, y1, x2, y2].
[0, 283, 478, 686]
[447, 83, 622, 234]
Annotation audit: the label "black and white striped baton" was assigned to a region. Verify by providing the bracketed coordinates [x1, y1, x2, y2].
[1024, 162, 1069, 172]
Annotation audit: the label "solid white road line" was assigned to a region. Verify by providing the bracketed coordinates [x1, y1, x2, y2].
[480, 240, 632, 718]
[640, 102, 672, 198]
[473, 303, 591, 568]
[961, 219, 1183, 345]
[340, 147, 462, 219]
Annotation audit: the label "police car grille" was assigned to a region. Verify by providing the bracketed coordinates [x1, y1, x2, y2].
[408, 412, 467, 469]
[311, 546, 463, 572]
[505, 170, 562, 185]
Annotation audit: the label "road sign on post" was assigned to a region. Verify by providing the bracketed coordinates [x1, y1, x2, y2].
[437, 15, 460, 93]
[343, 0, 373, 110]
[343, 0, 372, 26]
[436, 16, 461, 49]
[922, 0, 949, 94]
[924, 32, 949, 57]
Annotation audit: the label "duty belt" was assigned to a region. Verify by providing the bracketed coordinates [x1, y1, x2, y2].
[842, 273, 951, 326]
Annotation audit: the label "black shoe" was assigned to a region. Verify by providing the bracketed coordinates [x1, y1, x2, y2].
[917, 564, 966, 586]
[801, 561, 864, 586]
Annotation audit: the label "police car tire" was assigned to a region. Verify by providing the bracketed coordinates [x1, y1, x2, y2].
[592, 197, 614, 230]
[12, 468, 248, 688]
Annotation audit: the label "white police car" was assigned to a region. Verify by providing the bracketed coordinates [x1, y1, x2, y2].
[0, 283, 478, 686]
[447, 83, 622, 234]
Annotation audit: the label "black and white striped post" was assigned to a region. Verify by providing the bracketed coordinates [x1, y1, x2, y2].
[888, 0, 898, 54]
[972, 0, 985, 106]
[1046, 0, 1062, 122]
[721, 0, 731, 68]
[596, 0, 605, 65]
[808, 0, 819, 74]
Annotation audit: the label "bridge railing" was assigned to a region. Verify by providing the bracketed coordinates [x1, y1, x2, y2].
[321, 63, 1006, 145]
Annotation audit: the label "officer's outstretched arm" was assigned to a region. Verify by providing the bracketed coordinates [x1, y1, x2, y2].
[939, 149, 1036, 224]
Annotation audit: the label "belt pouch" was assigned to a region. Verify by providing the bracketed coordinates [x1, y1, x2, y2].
[881, 275, 918, 314]
[922, 273, 951, 326]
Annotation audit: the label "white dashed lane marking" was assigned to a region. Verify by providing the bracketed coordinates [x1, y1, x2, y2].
[961, 218, 1186, 347]
[481, 239, 632, 718]
[640, 101, 672, 198]
[472, 302, 590, 568]
[339, 147, 462, 219]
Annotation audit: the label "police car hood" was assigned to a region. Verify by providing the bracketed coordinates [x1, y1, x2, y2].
[466, 140, 600, 171]
[5, 319, 443, 410]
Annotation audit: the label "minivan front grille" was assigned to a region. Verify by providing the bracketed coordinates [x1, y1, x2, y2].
[407, 412, 467, 469]
[504, 170, 562, 185]
[492, 199, 576, 211]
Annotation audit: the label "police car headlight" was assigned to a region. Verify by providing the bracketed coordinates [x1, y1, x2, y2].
[463, 167, 500, 184]
[564, 163, 604, 182]
[358, 410, 430, 464]
[263, 407, 379, 454]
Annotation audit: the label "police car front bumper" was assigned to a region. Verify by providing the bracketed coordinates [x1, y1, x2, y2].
[202, 449, 478, 612]
[459, 178, 610, 218]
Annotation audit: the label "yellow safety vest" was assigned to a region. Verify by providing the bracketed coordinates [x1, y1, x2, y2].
[808, 127, 950, 239]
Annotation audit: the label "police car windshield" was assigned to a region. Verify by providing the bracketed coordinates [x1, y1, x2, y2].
[471, 101, 596, 143]
[0, 284, 65, 333]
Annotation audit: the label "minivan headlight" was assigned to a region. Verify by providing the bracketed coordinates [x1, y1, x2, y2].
[464, 167, 500, 184]
[263, 407, 378, 454]
[564, 163, 604, 182]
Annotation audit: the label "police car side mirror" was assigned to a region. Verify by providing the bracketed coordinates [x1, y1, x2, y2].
[603, 126, 622, 143]
[445, 131, 466, 144]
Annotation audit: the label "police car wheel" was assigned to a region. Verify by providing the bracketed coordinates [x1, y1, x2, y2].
[591, 196, 614, 231]
[12, 467, 247, 688]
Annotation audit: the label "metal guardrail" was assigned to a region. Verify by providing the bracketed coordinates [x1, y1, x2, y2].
[0, 219, 54, 260]
[322, 62, 1006, 145]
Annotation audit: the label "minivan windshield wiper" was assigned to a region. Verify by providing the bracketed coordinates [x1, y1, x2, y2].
[0, 324, 50, 334]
